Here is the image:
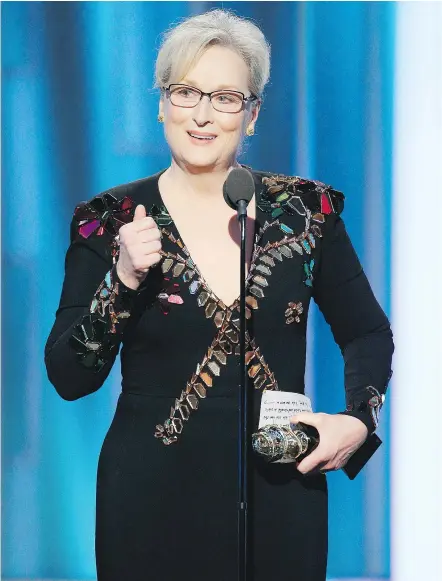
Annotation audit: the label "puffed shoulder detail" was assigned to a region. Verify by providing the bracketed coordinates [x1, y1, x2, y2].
[70, 188, 136, 243]
[251, 168, 345, 217]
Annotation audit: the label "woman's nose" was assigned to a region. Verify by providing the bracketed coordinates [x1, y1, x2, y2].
[192, 95, 214, 124]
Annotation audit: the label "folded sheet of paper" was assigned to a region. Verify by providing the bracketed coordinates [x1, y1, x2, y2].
[258, 390, 313, 430]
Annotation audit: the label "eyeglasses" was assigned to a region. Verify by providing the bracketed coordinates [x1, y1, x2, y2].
[163, 84, 258, 114]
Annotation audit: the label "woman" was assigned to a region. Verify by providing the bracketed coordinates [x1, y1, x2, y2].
[45, 9, 394, 581]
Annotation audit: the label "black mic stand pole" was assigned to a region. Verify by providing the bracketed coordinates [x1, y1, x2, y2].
[237, 198, 252, 581]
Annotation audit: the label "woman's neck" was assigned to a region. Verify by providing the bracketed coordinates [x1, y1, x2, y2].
[164, 158, 241, 200]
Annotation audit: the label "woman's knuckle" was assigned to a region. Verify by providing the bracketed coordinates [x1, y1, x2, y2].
[147, 253, 160, 266]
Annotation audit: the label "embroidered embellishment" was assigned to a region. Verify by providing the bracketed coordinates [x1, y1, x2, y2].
[303, 259, 315, 287]
[154, 330, 279, 445]
[153, 218, 287, 444]
[366, 386, 385, 428]
[69, 265, 135, 371]
[320, 192, 334, 215]
[90, 267, 132, 333]
[258, 173, 344, 217]
[157, 278, 183, 315]
[346, 385, 386, 430]
[69, 315, 116, 372]
[73, 193, 134, 239]
[152, 172, 338, 445]
[245, 338, 278, 390]
[245, 221, 318, 305]
[258, 178, 309, 219]
[285, 302, 303, 324]
[312, 213, 325, 224]
[148, 203, 173, 227]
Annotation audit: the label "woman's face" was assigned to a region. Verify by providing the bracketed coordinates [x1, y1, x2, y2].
[159, 45, 260, 172]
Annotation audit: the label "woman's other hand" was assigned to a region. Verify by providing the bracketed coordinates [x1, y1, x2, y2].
[290, 412, 369, 475]
[116, 204, 162, 290]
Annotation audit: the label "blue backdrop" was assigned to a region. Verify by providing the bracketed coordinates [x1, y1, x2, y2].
[2, 2, 394, 579]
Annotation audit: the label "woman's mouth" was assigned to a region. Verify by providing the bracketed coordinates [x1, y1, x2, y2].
[187, 131, 217, 144]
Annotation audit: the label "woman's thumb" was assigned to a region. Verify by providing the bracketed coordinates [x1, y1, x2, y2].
[133, 204, 147, 220]
[290, 412, 318, 429]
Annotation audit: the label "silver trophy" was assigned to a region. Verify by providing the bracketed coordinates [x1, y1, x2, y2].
[252, 422, 320, 463]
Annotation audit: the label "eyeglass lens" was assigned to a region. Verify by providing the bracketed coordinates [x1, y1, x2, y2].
[169, 85, 244, 113]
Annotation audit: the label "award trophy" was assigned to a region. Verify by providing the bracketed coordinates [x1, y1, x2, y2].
[252, 417, 382, 478]
[252, 421, 320, 464]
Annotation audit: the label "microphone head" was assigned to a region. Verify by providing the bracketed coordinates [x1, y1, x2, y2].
[223, 167, 255, 210]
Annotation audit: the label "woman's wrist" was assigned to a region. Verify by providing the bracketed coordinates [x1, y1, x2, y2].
[115, 262, 144, 291]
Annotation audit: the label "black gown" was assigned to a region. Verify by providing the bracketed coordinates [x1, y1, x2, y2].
[44, 167, 394, 581]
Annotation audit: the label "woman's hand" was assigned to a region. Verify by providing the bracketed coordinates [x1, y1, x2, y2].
[116, 204, 162, 290]
[290, 412, 369, 475]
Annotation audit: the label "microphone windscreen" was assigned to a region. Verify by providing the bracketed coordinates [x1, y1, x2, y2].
[223, 168, 255, 210]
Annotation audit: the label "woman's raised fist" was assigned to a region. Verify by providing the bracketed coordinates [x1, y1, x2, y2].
[116, 204, 162, 290]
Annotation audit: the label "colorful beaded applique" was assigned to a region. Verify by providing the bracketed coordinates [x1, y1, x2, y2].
[151, 172, 342, 445]
[257, 174, 344, 221]
[70, 195, 175, 372]
[303, 259, 315, 287]
[154, 331, 278, 445]
[69, 315, 115, 372]
[345, 385, 386, 430]
[73, 192, 134, 239]
[285, 302, 304, 324]
[69, 264, 137, 371]
[70, 172, 343, 439]
[157, 278, 183, 315]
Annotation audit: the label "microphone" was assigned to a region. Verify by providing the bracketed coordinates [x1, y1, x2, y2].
[223, 167, 255, 218]
[224, 166, 255, 578]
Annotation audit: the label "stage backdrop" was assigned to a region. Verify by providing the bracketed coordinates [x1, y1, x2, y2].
[2, 1, 395, 579]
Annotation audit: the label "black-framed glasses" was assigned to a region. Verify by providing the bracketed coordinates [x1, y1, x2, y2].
[163, 84, 258, 114]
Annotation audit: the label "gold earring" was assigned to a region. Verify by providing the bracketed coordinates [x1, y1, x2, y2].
[158, 113, 164, 123]
[246, 125, 255, 136]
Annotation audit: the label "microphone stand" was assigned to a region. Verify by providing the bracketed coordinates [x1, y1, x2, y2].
[237, 199, 252, 581]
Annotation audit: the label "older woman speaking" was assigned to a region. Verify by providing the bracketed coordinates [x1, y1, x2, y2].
[45, 9, 393, 581]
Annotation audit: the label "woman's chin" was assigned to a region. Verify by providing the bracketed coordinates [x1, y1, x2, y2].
[180, 152, 220, 169]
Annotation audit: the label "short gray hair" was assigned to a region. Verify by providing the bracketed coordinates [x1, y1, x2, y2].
[154, 9, 271, 98]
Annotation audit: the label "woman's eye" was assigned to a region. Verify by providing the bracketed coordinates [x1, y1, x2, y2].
[216, 94, 237, 104]
[174, 87, 197, 98]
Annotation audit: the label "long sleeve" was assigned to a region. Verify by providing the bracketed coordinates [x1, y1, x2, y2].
[312, 210, 394, 434]
[44, 199, 152, 401]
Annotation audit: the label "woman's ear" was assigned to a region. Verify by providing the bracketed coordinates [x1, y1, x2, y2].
[245, 100, 261, 133]
[158, 99, 164, 119]
[251, 100, 261, 123]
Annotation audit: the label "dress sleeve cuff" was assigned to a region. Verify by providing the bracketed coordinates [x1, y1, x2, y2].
[339, 409, 376, 435]
[112, 263, 149, 297]
[338, 385, 386, 434]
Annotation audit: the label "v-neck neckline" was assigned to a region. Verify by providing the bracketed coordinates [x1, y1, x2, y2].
[152, 166, 263, 311]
